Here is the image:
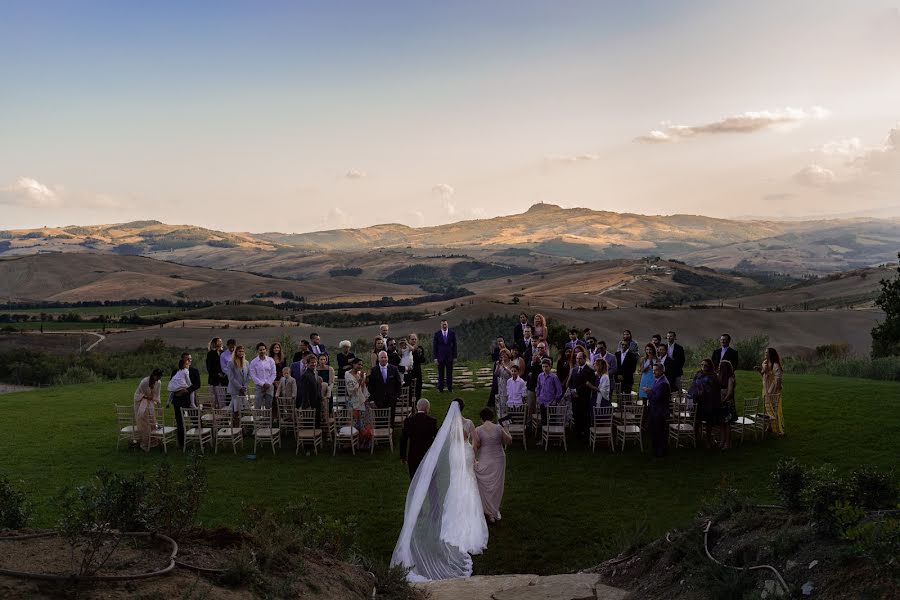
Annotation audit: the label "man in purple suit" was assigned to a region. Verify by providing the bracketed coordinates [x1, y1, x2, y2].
[432, 319, 458, 393]
[645, 363, 672, 458]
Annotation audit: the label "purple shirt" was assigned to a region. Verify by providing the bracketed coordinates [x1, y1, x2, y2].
[536, 371, 563, 406]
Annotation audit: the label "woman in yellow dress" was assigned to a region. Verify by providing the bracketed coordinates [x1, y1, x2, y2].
[759, 347, 784, 436]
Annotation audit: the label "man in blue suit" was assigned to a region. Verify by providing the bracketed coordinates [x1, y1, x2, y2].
[645, 363, 672, 458]
[432, 319, 457, 392]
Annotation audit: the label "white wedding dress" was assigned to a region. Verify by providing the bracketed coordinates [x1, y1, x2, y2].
[391, 402, 489, 582]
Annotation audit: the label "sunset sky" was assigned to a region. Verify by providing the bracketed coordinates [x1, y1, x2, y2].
[1, 0, 899, 232]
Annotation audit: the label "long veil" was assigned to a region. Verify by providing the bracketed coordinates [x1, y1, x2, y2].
[390, 401, 489, 582]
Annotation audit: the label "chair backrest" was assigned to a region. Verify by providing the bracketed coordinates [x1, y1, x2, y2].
[278, 401, 294, 425]
[116, 405, 133, 426]
[743, 396, 760, 415]
[334, 408, 353, 427]
[624, 403, 643, 425]
[507, 404, 526, 425]
[297, 408, 317, 431]
[592, 405, 613, 427]
[213, 408, 232, 429]
[251, 408, 273, 430]
[333, 377, 347, 399]
[547, 405, 567, 427]
[372, 408, 392, 429]
[181, 407, 201, 428]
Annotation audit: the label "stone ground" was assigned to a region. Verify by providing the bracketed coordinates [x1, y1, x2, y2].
[419, 573, 628, 600]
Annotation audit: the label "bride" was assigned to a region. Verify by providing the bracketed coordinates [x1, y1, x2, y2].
[391, 399, 488, 581]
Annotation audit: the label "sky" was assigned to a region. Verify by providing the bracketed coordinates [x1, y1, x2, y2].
[1, 0, 899, 232]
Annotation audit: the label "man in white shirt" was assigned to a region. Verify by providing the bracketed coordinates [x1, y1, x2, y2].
[250, 342, 277, 409]
[505, 365, 526, 407]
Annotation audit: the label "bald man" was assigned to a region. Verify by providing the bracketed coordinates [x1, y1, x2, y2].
[400, 399, 438, 479]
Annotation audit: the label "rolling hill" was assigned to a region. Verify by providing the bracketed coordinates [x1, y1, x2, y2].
[3, 204, 898, 276]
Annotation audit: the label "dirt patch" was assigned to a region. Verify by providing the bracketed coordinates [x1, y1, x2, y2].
[590, 507, 898, 599]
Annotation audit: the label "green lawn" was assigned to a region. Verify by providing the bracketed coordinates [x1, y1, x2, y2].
[1, 370, 897, 575]
[3, 305, 181, 318]
[1, 321, 142, 331]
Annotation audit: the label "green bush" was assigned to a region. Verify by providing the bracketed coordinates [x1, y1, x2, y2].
[0, 476, 31, 528]
[850, 467, 899, 510]
[772, 458, 807, 510]
[843, 517, 900, 572]
[54, 366, 101, 386]
[733, 335, 769, 370]
[801, 466, 852, 534]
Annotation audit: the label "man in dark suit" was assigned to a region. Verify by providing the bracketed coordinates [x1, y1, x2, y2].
[567, 351, 595, 438]
[369, 350, 402, 421]
[615, 342, 638, 398]
[565, 328, 582, 350]
[646, 363, 672, 458]
[296, 354, 322, 426]
[711, 333, 739, 370]
[432, 319, 457, 393]
[170, 352, 202, 447]
[400, 398, 439, 479]
[513, 313, 529, 348]
[666, 331, 686, 390]
[309, 332, 326, 356]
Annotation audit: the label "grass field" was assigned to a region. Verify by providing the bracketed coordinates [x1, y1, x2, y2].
[3, 305, 183, 318]
[1, 370, 897, 576]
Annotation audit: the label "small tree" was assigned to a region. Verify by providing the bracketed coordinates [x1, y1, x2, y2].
[872, 252, 900, 358]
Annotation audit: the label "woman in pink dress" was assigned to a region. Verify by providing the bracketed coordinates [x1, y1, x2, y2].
[473, 407, 512, 524]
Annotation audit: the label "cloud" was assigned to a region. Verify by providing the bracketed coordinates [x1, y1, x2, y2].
[793, 164, 836, 187]
[544, 153, 600, 163]
[323, 206, 352, 228]
[0, 177, 62, 207]
[344, 169, 367, 179]
[635, 106, 830, 143]
[854, 125, 900, 173]
[0, 177, 126, 209]
[431, 183, 457, 217]
[818, 137, 864, 158]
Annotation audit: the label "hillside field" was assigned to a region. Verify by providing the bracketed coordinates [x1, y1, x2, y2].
[1, 370, 897, 576]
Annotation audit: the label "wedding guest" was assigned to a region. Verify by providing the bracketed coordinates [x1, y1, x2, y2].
[336, 340, 356, 376]
[379, 323, 391, 345]
[309, 332, 326, 355]
[133, 368, 163, 451]
[270, 341, 286, 389]
[712, 333, 739, 369]
[718, 360, 737, 450]
[226, 345, 251, 423]
[513, 313, 529, 348]
[638, 343, 657, 400]
[565, 328, 582, 350]
[399, 338, 413, 379]
[505, 364, 526, 409]
[220, 338, 236, 377]
[345, 357, 374, 449]
[205, 337, 226, 408]
[519, 326, 533, 354]
[665, 331, 686, 391]
[433, 319, 457, 393]
[298, 354, 322, 426]
[593, 358, 611, 408]
[277, 367, 296, 417]
[616, 340, 638, 398]
[369, 350, 402, 423]
[658, 344, 677, 390]
[400, 398, 438, 479]
[691, 358, 722, 448]
[568, 351, 596, 438]
[292, 339, 311, 363]
[556, 348, 572, 389]
[409, 333, 425, 401]
[386, 338, 403, 370]
[596, 341, 618, 382]
[317, 353, 335, 402]
[650, 333, 662, 346]
[168, 353, 199, 447]
[474, 407, 512, 524]
[250, 342, 276, 409]
[645, 363, 672, 458]
[532, 313, 547, 340]
[621, 329, 640, 354]
[535, 358, 562, 425]
[495, 348, 513, 418]
[370, 337, 386, 368]
[760, 347, 784, 436]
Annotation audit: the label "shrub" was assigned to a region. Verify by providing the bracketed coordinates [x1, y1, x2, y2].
[801, 466, 852, 534]
[816, 342, 851, 359]
[0, 476, 31, 528]
[54, 366, 101, 386]
[843, 517, 900, 572]
[772, 458, 807, 510]
[144, 456, 207, 537]
[850, 467, 899, 510]
[733, 335, 769, 370]
[351, 555, 418, 600]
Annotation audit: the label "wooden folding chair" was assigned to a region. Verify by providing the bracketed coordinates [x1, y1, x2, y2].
[506, 404, 528, 451]
[251, 408, 281, 455]
[371, 408, 394, 453]
[616, 403, 644, 451]
[589, 405, 614, 452]
[333, 409, 359, 455]
[181, 407, 213, 454]
[296, 408, 323, 455]
[116, 405, 136, 449]
[213, 408, 243, 454]
[542, 405, 567, 451]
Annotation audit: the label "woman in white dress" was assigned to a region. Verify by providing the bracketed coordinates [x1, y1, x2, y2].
[133, 368, 163, 451]
[391, 399, 488, 582]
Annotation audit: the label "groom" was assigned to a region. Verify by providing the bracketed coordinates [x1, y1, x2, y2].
[400, 398, 439, 480]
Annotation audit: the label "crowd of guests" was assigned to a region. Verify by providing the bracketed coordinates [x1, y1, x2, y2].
[489, 313, 784, 457]
[129, 320, 458, 452]
[129, 312, 784, 459]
